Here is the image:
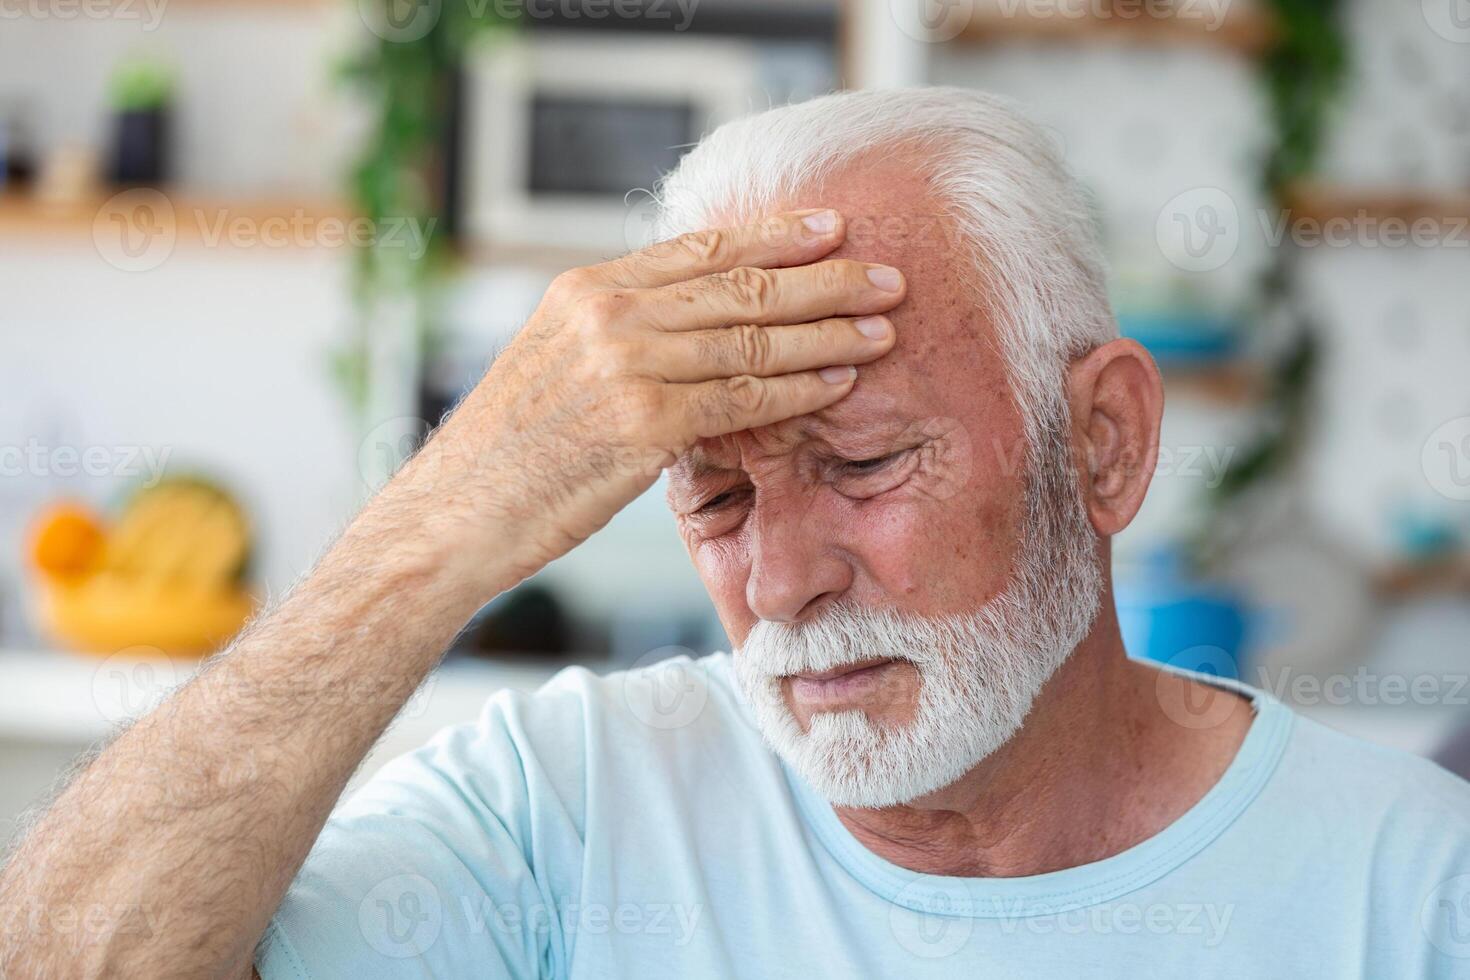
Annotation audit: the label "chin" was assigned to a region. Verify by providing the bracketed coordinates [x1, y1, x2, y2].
[739, 644, 1039, 808]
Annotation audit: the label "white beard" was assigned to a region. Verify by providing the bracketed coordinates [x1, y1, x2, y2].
[733, 425, 1103, 808]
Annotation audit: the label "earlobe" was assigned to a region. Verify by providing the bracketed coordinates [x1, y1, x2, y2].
[1065, 338, 1164, 537]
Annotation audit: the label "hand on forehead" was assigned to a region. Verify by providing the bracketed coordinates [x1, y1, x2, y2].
[689, 157, 1009, 471]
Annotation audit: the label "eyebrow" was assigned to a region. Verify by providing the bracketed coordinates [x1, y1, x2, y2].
[673, 415, 911, 482]
[669, 445, 742, 493]
[678, 448, 729, 481]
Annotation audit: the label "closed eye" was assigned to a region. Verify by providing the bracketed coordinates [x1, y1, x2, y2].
[696, 489, 746, 513]
[826, 447, 919, 500]
[699, 492, 734, 512]
[841, 451, 903, 474]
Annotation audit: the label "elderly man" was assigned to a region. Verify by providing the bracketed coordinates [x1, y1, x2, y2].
[3, 88, 1468, 978]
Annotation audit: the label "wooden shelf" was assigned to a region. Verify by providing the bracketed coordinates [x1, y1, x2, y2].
[0, 192, 351, 249]
[1280, 182, 1470, 225]
[1374, 559, 1470, 600]
[954, 1, 1277, 55]
[1161, 361, 1264, 405]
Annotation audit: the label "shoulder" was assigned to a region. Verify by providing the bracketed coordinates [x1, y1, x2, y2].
[1270, 711, 1470, 968]
[1163, 663, 1470, 842]
[490, 649, 754, 759]
[1280, 708, 1470, 824]
[1255, 700, 1470, 897]
[349, 651, 761, 822]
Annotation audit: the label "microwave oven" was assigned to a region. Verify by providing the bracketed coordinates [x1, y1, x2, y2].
[463, 34, 765, 254]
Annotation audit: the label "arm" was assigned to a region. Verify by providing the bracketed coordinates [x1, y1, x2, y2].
[0, 210, 904, 978]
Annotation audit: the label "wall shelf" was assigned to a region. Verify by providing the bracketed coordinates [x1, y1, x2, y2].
[1161, 362, 1264, 405]
[1374, 559, 1470, 600]
[953, 2, 1277, 56]
[1280, 182, 1470, 226]
[0, 192, 351, 249]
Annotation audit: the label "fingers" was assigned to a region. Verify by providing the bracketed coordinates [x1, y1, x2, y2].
[648, 316, 895, 383]
[672, 368, 861, 442]
[596, 209, 847, 289]
[645, 259, 907, 331]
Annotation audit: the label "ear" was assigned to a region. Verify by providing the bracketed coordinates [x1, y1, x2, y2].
[1064, 338, 1164, 537]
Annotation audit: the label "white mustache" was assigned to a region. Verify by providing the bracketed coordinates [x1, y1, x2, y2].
[736, 603, 955, 681]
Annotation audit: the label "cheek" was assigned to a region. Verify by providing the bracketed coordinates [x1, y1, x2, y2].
[690, 530, 757, 644]
[844, 480, 1023, 613]
[682, 455, 1028, 629]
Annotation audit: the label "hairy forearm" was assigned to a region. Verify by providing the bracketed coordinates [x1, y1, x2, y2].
[0, 207, 882, 978]
[0, 463, 522, 978]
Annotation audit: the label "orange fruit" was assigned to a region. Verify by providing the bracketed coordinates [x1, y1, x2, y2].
[28, 502, 106, 580]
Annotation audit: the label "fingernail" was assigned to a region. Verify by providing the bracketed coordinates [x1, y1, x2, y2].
[801, 210, 838, 234]
[819, 365, 857, 384]
[855, 316, 890, 341]
[866, 266, 902, 291]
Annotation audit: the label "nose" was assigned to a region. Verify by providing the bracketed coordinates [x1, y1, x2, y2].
[744, 502, 852, 624]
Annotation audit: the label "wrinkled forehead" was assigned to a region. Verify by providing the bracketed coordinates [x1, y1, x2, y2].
[674, 155, 1011, 475]
[712, 151, 962, 290]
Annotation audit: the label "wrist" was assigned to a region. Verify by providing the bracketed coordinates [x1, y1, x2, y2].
[339, 463, 537, 621]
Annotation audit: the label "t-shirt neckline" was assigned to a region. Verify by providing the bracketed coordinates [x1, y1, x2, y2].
[780, 666, 1294, 918]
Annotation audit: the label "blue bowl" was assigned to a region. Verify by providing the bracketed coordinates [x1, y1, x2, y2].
[1116, 586, 1252, 680]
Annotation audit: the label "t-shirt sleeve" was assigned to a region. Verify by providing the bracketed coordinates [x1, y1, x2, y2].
[256, 680, 591, 980]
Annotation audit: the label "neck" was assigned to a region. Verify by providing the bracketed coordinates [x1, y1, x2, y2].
[832, 601, 1254, 878]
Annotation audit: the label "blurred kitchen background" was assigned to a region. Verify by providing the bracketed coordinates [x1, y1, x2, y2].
[2, 0, 1468, 840]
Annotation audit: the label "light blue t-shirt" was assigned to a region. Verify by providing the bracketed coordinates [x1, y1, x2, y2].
[258, 654, 1470, 978]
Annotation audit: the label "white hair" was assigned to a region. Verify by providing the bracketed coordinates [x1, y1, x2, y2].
[653, 86, 1118, 448]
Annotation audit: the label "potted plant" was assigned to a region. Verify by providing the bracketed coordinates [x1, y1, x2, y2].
[106, 57, 174, 186]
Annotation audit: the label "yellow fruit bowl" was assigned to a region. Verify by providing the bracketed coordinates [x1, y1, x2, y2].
[26, 480, 258, 657]
[35, 574, 256, 657]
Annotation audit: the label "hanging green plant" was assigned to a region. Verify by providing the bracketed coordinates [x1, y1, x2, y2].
[1196, 0, 1349, 563]
[333, 1, 519, 418]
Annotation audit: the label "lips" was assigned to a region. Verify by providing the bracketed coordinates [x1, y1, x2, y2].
[785, 657, 902, 712]
[788, 657, 896, 683]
